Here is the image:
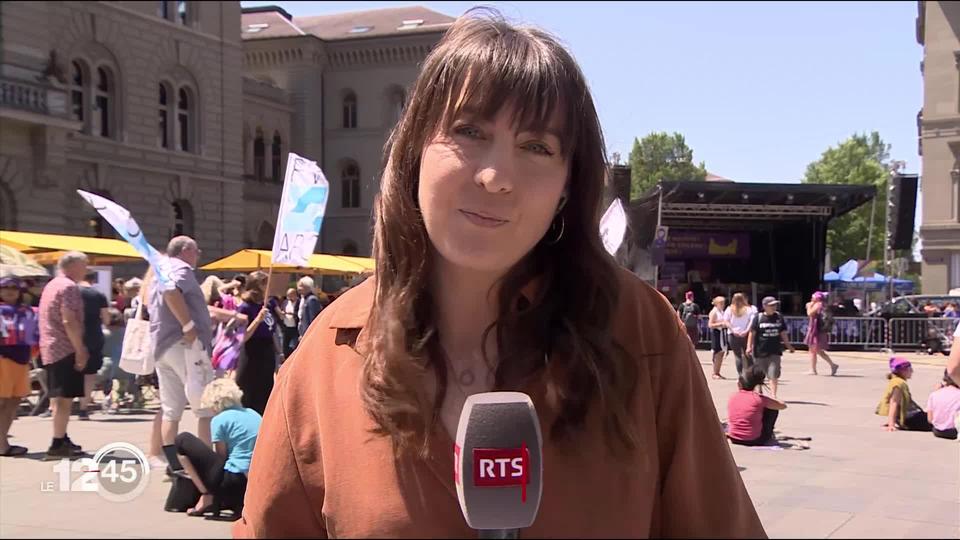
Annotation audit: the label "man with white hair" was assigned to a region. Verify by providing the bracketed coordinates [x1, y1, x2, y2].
[149, 236, 215, 447]
[296, 276, 323, 341]
[38, 251, 89, 460]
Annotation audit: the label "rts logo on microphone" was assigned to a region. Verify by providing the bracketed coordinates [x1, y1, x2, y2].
[455, 443, 531, 502]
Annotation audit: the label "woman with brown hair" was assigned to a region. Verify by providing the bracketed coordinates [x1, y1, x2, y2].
[235, 8, 763, 538]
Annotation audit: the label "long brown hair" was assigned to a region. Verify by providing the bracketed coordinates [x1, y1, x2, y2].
[241, 271, 266, 305]
[361, 8, 636, 457]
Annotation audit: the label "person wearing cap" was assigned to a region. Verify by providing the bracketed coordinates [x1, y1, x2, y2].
[876, 357, 931, 432]
[747, 297, 795, 398]
[925, 370, 960, 440]
[804, 291, 839, 376]
[677, 290, 703, 347]
[0, 277, 39, 456]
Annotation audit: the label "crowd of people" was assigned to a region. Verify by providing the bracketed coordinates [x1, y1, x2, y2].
[678, 288, 960, 446]
[678, 290, 829, 389]
[0, 235, 361, 517]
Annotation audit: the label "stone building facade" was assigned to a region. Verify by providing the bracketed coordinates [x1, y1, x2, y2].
[0, 1, 246, 258]
[0, 1, 452, 260]
[917, 1, 960, 293]
[239, 5, 452, 256]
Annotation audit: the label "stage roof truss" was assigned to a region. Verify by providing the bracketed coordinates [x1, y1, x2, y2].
[661, 202, 833, 220]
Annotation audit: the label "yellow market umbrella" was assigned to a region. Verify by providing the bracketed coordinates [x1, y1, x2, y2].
[0, 236, 33, 252]
[200, 249, 373, 275]
[0, 244, 49, 279]
[0, 230, 141, 261]
[27, 251, 138, 266]
[336, 255, 376, 273]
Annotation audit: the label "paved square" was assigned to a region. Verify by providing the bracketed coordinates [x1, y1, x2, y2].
[1, 351, 957, 538]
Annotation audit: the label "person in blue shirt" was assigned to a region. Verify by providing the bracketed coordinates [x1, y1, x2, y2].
[174, 377, 261, 519]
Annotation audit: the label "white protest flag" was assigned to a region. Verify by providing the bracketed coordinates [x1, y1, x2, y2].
[599, 198, 627, 256]
[76, 190, 172, 286]
[272, 152, 330, 267]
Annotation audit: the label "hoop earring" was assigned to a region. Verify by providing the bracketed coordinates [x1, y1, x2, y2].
[545, 214, 565, 245]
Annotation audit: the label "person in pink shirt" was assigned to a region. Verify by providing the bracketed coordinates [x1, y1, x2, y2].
[927, 370, 960, 440]
[38, 251, 89, 460]
[727, 364, 788, 446]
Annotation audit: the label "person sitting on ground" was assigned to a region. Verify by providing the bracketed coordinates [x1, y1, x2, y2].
[876, 357, 932, 432]
[726, 364, 787, 446]
[174, 377, 262, 518]
[946, 319, 960, 386]
[926, 370, 960, 440]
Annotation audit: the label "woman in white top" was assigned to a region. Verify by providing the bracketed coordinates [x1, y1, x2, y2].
[724, 292, 757, 377]
[707, 296, 730, 379]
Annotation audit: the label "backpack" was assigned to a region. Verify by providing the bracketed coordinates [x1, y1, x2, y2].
[680, 302, 700, 328]
[819, 306, 835, 333]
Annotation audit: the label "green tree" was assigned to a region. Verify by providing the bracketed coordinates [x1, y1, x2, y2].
[628, 132, 707, 198]
[802, 132, 911, 268]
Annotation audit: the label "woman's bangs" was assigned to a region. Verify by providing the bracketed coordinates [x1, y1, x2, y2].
[437, 40, 581, 156]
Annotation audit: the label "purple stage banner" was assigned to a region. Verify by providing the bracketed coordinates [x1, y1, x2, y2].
[664, 230, 750, 259]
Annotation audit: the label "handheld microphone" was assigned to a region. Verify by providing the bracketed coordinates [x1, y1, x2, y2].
[454, 392, 543, 539]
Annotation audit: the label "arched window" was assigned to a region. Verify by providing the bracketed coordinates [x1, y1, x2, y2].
[255, 221, 274, 250]
[253, 128, 265, 181]
[177, 87, 192, 152]
[93, 67, 113, 138]
[69, 60, 85, 127]
[171, 200, 194, 237]
[341, 162, 360, 208]
[271, 132, 283, 182]
[158, 82, 171, 148]
[342, 91, 357, 129]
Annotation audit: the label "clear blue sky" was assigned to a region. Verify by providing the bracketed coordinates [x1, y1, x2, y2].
[242, 0, 922, 183]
